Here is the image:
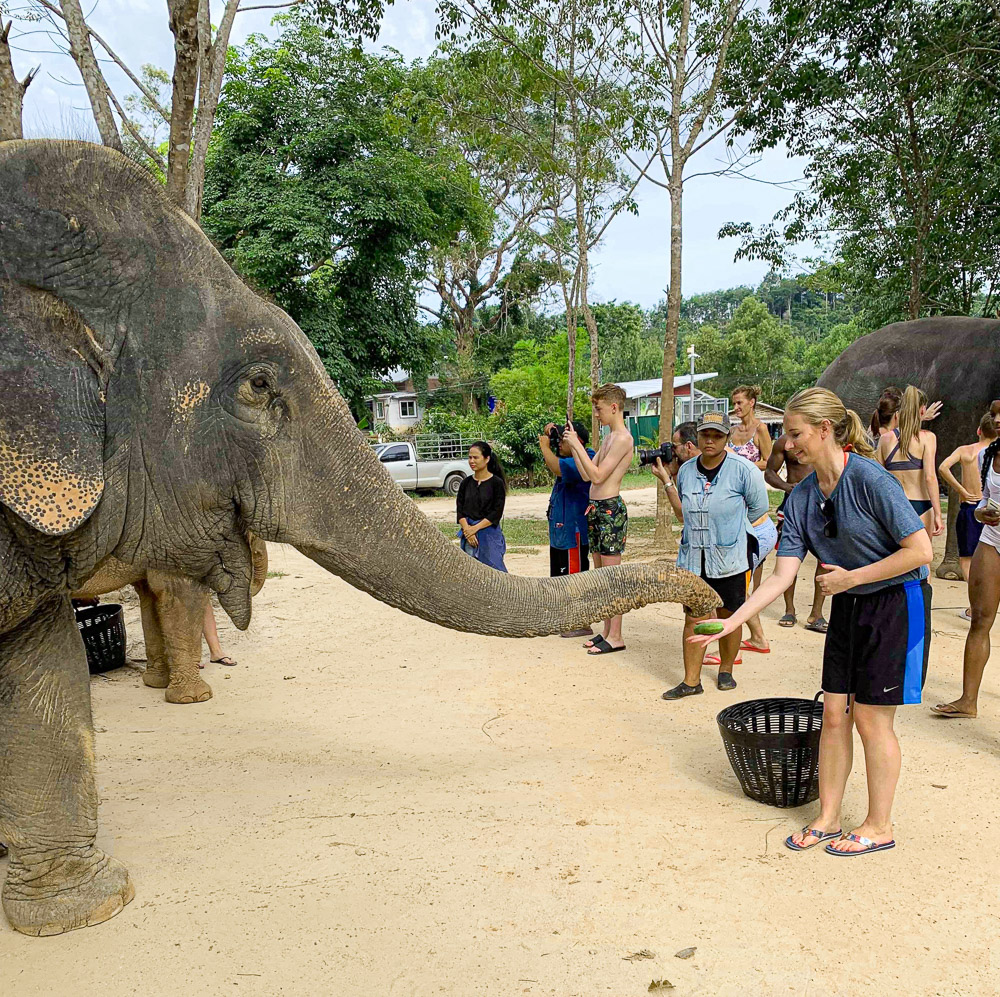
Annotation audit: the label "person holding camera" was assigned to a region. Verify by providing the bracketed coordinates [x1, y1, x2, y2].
[540, 421, 596, 638]
[562, 383, 635, 655]
[651, 411, 769, 699]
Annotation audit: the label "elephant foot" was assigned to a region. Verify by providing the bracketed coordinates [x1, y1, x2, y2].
[2, 846, 134, 936]
[141, 664, 170, 689]
[935, 557, 963, 581]
[164, 677, 212, 704]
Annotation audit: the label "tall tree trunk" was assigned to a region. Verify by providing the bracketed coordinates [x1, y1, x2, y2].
[655, 173, 684, 544]
[166, 0, 201, 210]
[455, 310, 479, 413]
[566, 297, 577, 424]
[574, 181, 600, 442]
[184, 0, 240, 220]
[581, 293, 600, 444]
[908, 234, 925, 319]
[0, 21, 35, 141]
[59, 0, 122, 150]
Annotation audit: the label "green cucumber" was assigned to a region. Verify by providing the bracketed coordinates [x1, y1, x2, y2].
[693, 622, 725, 635]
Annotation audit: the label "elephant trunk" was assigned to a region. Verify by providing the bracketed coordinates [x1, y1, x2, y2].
[290, 434, 720, 634]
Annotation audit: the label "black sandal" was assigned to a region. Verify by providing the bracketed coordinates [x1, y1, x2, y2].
[662, 682, 703, 700]
[587, 637, 625, 655]
[717, 672, 737, 690]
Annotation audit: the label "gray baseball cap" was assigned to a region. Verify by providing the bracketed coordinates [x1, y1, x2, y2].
[696, 410, 732, 435]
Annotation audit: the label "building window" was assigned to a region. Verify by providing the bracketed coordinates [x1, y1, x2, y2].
[399, 399, 417, 419]
[376, 401, 386, 420]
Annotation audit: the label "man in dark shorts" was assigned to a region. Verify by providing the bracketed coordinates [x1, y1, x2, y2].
[765, 433, 828, 632]
[563, 384, 635, 654]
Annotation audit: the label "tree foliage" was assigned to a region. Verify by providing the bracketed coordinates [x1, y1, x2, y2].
[201, 15, 485, 405]
[724, 0, 1000, 324]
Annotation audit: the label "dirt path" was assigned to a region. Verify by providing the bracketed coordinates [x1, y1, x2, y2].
[418, 483, 660, 522]
[3, 540, 1000, 996]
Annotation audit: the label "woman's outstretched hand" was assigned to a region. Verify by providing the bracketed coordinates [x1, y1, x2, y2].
[686, 618, 738, 647]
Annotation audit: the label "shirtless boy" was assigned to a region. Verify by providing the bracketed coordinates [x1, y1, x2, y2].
[938, 411, 998, 619]
[764, 433, 828, 632]
[562, 383, 635, 654]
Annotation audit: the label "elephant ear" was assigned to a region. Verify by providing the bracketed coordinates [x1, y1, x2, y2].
[0, 281, 105, 535]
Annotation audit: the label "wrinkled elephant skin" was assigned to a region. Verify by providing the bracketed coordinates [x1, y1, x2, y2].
[0, 140, 720, 936]
[818, 317, 1000, 575]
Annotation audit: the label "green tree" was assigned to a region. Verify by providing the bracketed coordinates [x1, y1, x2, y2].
[201, 15, 485, 406]
[489, 332, 592, 420]
[724, 0, 1000, 324]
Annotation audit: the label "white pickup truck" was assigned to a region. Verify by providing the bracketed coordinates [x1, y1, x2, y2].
[373, 440, 470, 495]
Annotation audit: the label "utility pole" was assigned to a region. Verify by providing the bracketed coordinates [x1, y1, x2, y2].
[687, 344, 699, 426]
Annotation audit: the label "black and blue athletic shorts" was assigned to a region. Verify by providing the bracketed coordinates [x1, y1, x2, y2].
[822, 579, 932, 706]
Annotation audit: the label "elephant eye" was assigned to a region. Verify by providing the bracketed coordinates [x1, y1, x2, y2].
[250, 375, 270, 392]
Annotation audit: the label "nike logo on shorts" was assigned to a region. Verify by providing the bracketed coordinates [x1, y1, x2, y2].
[883, 685, 899, 693]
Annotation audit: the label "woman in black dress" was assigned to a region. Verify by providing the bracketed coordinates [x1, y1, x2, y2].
[456, 441, 508, 571]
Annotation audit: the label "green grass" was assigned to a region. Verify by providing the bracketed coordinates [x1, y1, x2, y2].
[437, 517, 661, 547]
[412, 470, 655, 501]
[266, 570, 287, 579]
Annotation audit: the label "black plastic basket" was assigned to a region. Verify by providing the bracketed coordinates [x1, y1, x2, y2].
[75, 604, 126, 674]
[717, 693, 824, 808]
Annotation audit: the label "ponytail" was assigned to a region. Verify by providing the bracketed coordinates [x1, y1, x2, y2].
[897, 385, 927, 460]
[869, 394, 899, 438]
[471, 440, 507, 492]
[982, 438, 1000, 492]
[842, 410, 876, 459]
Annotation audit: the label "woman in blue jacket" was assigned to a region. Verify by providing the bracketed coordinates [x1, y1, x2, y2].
[653, 410, 769, 698]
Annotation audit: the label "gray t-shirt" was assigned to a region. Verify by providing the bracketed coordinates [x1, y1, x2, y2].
[777, 454, 928, 595]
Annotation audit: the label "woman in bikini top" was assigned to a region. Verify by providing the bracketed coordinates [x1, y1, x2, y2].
[728, 384, 772, 470]
[877, 385, 942, 537]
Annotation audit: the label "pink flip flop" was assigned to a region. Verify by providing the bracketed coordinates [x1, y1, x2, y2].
[740, 640, 770, 653]
[704, 653, 742, 665]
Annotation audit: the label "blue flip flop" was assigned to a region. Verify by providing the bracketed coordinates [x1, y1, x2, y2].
[785, 826, 843, 851]
[824, 832, 895, 856]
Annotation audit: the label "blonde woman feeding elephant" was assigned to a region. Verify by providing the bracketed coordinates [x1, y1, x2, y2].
[690, 388, 933, 856]
[0, 141, 722, 936]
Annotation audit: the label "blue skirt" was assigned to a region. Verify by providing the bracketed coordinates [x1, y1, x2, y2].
[458, 520, 508, 572]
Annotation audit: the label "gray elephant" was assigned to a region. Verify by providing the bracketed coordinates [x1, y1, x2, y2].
[0, 141, 719, 937]
[818, 317, 1000, 576]
[70, 533, 269, 703]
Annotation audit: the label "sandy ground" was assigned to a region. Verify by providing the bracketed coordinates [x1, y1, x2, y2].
[3, 535, 1000, 996]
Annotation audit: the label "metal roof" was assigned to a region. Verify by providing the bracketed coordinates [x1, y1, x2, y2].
[618, 372, 719, 399]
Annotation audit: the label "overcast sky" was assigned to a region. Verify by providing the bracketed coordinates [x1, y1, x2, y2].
[8, 0, 807, 310]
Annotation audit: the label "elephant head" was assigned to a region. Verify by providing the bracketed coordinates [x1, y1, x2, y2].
[0, 140, 719, 631]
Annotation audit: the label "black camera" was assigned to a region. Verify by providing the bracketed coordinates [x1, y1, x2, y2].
[548, 424, 565, 450]
[638, 442, 675, 467]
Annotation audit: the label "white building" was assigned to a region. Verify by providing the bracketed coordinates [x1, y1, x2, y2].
[616, 373, 726, 443]
[364, 367, 439, 431]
